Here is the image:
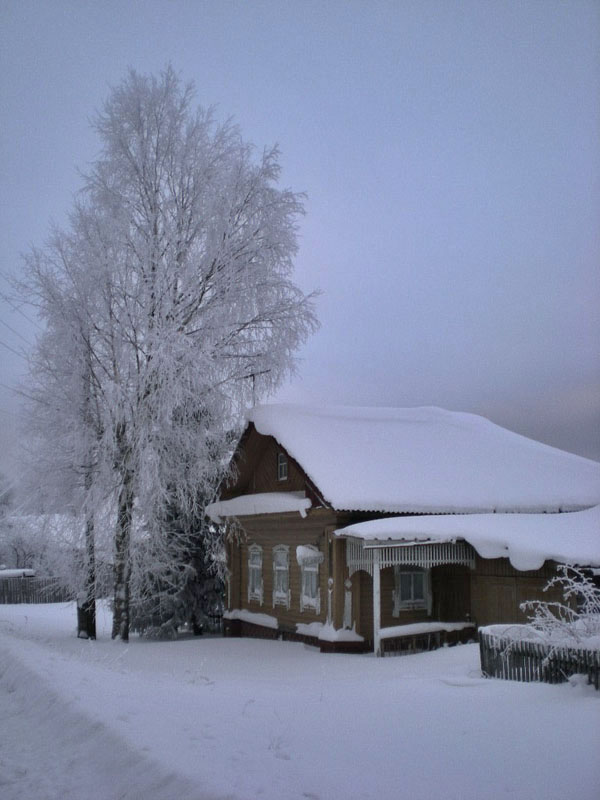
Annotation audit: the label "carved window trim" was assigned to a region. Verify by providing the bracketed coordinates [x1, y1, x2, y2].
[299, 545, 321, 614]
[272, 545, 291, 609]
[247, 544, 263, 605]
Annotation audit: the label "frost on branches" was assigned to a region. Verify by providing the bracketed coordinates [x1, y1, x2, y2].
[19, 66, 318, 640]
[520, 565, 600, 650]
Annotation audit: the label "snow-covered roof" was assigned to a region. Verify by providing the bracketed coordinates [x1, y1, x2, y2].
[0, 568, 36, 579]
[335, 505, 600, 571]
[206, 492, 312, 523]
[248, 404, 600, 514]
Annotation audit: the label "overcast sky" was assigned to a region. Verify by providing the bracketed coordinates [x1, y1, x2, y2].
[1, 0, 599, 473]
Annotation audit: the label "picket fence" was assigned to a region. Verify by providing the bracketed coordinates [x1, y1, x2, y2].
[0, 576, 73, 604]
[479, 628, 600, 691]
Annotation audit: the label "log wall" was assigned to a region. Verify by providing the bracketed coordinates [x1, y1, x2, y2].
[228, 508, 339, 630]
[470, 557, 561, 627]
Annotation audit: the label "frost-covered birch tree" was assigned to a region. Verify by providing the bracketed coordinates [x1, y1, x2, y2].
[21, 66, 317, 640]
[19, 225, 108, 637]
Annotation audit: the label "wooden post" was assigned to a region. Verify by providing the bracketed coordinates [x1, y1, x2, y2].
[327, 577, 333, 625]
[343, 579, 352, 629]
[373, 549, 381, 657]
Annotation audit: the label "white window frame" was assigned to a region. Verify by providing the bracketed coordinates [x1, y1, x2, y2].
[272, 545, 291, 609]
[277, 452, 288, 481]
[392, 566, 432, 616]
[299, 545, 321, 614]
[247, 544, 263, 605]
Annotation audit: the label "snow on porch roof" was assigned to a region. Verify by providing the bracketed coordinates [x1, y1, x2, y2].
[206, 492, 312, 523]
[248, 404, 600, 514]
[334, 505, 600, 572]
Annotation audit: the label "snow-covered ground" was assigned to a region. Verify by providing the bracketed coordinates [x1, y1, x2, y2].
[1, 603, 598, 800]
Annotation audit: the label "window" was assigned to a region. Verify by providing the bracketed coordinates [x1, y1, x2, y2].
[272, 545, 290, 608]
[392, 566, 431, 615]
[247, 544, 263, 605]
[298, 545, 323, 614]
[277, 452, 288, 481]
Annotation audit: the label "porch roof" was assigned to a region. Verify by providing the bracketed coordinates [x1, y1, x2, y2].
[335, 505, 600, 571]
[206, 491, 312, 523]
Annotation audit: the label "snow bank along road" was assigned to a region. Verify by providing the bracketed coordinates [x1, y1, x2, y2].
[1, 603, 599, 800]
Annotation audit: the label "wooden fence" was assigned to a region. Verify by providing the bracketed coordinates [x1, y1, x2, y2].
[479, 629, 600, 690]
[0, 576, 73, 604]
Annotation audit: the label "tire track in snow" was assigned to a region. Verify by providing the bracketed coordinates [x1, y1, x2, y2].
[0, 646, 224, 800]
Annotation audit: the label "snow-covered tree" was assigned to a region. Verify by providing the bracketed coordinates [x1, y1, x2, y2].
[0, 517, 41, 570]
[20, 65, 318, 640]
[0, 513, 79, 578]
[0, 473, 14, 516]
[18, 226, 108, 637]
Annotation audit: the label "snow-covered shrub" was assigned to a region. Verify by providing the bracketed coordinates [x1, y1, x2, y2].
[520, 565, 600, 649]
[129, 511, 227, 639]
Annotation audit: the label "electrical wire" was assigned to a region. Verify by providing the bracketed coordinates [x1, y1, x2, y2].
[0, 317, 33, 345]
[0, 338, 27, 359]
[0, 292, 42, 331]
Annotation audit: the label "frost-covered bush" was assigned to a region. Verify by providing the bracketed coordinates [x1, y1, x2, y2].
[520, 565, 600, 649]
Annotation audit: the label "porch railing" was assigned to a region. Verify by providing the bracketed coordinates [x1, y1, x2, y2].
[380, 621, 476, 657]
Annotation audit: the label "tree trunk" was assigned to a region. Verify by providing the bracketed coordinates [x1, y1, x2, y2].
[112, 450, 134, 641]
[77, 514, 97, 639]
[77, 360, 98, 640]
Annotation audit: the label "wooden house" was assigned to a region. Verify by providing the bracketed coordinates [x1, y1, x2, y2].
[206, 405, 600, 655]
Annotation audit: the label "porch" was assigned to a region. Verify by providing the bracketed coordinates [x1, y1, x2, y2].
[344, 536, 476, 656]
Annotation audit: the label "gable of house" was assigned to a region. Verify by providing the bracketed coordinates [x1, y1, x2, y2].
[222, 423, 324, 503]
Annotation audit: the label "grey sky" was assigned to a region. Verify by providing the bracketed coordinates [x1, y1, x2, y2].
[1, 0, 599, 471]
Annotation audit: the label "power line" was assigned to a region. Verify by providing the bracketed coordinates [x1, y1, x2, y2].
[0, 338, 27, 360]
[0, 381, 38, 404]
[0, 293, 42, 331]
[0, 317, 33, 346]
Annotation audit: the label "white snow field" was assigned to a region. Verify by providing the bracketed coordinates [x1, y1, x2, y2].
[1, 603, 598, 800]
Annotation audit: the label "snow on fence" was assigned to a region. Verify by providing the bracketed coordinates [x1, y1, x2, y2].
[0, 576, 73, 604]
[479, 627, 600, 690]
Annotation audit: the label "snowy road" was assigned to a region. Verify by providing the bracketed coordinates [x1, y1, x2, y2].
[1, 603, 599, 800]
[0, 646, 209, 800]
